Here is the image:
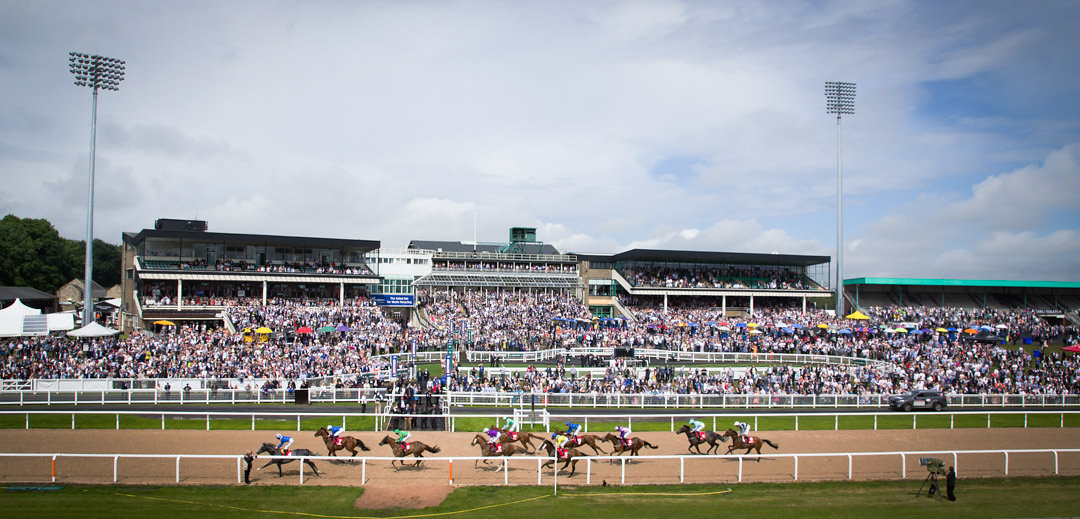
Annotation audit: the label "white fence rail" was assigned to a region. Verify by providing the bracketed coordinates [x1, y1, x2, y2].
[444, 391, 1080, 409]
[3, 409, 1078, 432]
[0, 387, 388, 406]
[3, 449, 1077, 487]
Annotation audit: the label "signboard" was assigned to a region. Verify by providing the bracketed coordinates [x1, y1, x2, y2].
[390, 355, 399, 376]
[445, 353, 453, 376]
[371, 294, 416, 307]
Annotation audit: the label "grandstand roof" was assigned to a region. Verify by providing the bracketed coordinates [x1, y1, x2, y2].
[0, 286, 59, 304]
[123, 229, 379, 251]
[845, 277, 1080, 289]
[578, 249, 830, 267]
[409, 240, 560, 255]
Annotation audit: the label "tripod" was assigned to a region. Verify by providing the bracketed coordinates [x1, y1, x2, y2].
[915, 472, 940, 498]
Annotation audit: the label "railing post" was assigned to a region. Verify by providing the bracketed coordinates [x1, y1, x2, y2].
[738, 456, 743, 482]
[1003, 450, 1008, 475]
[297, 414, 301, 432]
[206, 414, 210, 431]
[951, 413, 954, 429]
[71, 413, 75, 430]
[835, 414, 839, 431]
[1024, 413, 1028, 428]
[300, 457, 305, 484]
[537, 458, 542, 485]
[113, 455, 118, 482]
[116, 413, 120, 430]
[51, 455, 56, 482]
[680, 457, 684, 483]
[848, 454, 852, 479]
[362, 458, 367, 485]
[252, 415, 255, 431]
[162, 414, 165, 430]
[1054, 450, 1059, 475]
[586, 458, 591, 485]
[26, 413, 29, 430]
[794, 455, 799, 481]
[795, 415, 799, 431]
[913, 414, 916, 430]
[901, 453, 906, 479]
[505, 458, 509, 485]
[237, 456, 242, 484]
[175, 456, 180, 483]
[988, 413, 991, 429]
[621, 457, 626, 485]
[953, 452, 957, 474]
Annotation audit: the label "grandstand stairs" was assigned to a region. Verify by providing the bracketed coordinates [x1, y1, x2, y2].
[21, 315, 48, 336]
[611, 297, 636, 322]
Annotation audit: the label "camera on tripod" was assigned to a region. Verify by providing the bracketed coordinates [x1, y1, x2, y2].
[920, 457, 946, 475]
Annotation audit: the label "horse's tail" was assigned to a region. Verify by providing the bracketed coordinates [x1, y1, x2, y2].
[427, 445, 442, 454]
[643, 441, 658, 449]
[763, 439, 780, 450]
[358, 440, 371, 452]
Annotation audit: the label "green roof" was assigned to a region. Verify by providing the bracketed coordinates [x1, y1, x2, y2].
[844, 277, 1080, 289]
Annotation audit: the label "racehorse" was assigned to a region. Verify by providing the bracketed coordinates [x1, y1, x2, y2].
[314, 427, 371, 457]
[555, 430, 607, 455]
[537, 439, 583, 477]
[497, 430, 541, 451]
[722, 429, 780, 460]
[601, 432, 658, 457]
[378, 434, 441, 468]
[470, 433, 532, 468]
[675, 424, 724, 455]
[255, 443, 322, 477]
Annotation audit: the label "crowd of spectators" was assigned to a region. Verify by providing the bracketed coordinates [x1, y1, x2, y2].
[620, 264, 814, 290]
[1, 290, 1078, 397]
[432, 261, 577, 273]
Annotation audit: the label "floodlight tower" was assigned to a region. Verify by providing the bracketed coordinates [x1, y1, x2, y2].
[69, 52, 125, 327]
[825, 81, 855, 317]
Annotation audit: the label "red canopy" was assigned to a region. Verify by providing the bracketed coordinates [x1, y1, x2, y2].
[1062, 345, 1080, 353]
[296, 326, 314, 334]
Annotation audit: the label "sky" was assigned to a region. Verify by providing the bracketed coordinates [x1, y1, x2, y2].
[1, 0, 1079, 282]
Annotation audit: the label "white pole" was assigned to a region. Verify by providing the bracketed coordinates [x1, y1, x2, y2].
[300, 458, 305, 484]
[175, 456, 180, 483]
[113, 455, 118, 482]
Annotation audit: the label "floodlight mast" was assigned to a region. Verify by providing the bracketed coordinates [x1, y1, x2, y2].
[825, 81, 855, 318]
[69, 52, 125, 328]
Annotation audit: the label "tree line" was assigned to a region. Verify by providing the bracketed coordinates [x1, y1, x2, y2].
[0, 214, 121, 294]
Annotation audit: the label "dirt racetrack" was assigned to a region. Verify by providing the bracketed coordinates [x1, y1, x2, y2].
[1, 427, 1079, 488]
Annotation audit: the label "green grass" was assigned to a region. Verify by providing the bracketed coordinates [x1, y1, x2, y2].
[1, 477, 1079, 518]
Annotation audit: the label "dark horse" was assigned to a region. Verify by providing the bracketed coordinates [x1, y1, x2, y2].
[314, 427, 371, 457]
[555, 430, 607, 455]
[471, 433, 532, 468]
[537, 439, 583, 477]
[722, 429, 780, 460]
[675, 424, 724, 455]
[602, 432, 658, 457]
[378, 435, 441, 468]
[255, 443, 322, 477]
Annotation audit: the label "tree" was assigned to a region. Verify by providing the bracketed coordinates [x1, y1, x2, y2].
[0, 214, 121, 294]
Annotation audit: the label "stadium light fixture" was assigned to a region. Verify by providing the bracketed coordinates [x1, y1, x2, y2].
[825, 81, 855, 317]
[69, 52, 126, 327]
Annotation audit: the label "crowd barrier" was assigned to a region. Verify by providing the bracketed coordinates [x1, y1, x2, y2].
[1, 448, 1076, 489]
[2, 409, 1077, 433]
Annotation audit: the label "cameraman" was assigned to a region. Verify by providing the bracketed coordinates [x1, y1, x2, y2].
[946, 466, 956, 501]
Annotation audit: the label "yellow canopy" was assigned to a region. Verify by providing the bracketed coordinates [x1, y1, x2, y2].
[255, 327, 273, 334]
[935, 328, 948, 333]
[153, 320, 175, 326]
[845, 311, 870, 320]
[816, 323, 830, 329]
[747, 323, 759, 328]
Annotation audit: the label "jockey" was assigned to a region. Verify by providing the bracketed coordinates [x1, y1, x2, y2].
[564, 421, 582, 438]
[393, 428, 412, 445]
[274, 433, 294, 453]
[503, 416, 520, 434]
[327, 424, 345, 441]
[615, 425, 631, 444]
[483, 427, 500, 447]
[552, 432, 570, 451]
[689, 419, 705, 433]
[734, 421, 750, 438]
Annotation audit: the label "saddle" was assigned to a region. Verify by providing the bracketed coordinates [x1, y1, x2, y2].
[556, 448, 568, 459]
[283, 450, 292, 456]
[334, 437, 344, 446]
[621, 438, 632, 447]
[696, 432, 706, 441]
[573, 436, 585, 446]
[401, 442, 411, 452]
[508, 432, 518, 441]
[494, 444, 503, 454]
[743, 436, 754, 445]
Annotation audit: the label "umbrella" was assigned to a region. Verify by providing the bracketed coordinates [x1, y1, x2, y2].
[748, 329, 763, 334]
[895, 327, 909, 333]
[838, 328, 853, 335]
[1062, 345, 1080, 353]
[935, 328, 948, 333]
[736, 323, 749, 328]
[255, 327, 273, 334]
[705, 321, 718, 326]
[978, 325, 994, 331]
[791, 324, 804, 329]
[781, 327, 795, 334]
[296, 326, 314, 334]
[817, 324, 829, 329]
[317, 325, 337, 333]
[963, 328, 978, 334]
[910, 329, 923, 335]
[747, 323, 759, 328]
[946, 327, 957, 332]
[718, 322, 730, 327]
[718, 326, 731, 331]
[920, 329, 933, 334]
[845, 310, 870, 320]
[153, 320, 175, 326]
[676, 322, 688, 328]
[336, 324, 352, 332]
[995, 324, 1009, 329]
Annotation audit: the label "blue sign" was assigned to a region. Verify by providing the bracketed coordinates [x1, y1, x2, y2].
[371, 294, 416, 307]
[390, 355, 399, 376]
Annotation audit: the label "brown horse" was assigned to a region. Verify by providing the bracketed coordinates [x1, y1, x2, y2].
[675, 424, 724, 455]
[378, 435, 441, 468]
[555, 430, 607, 455]
[602, 433, 658, 457]
[497, 430, 541, 451]
[537, 438, 583, 477]
[470, 433, 532, 468]
[722, 429, 780, 460]
[314, 427, 371, 457]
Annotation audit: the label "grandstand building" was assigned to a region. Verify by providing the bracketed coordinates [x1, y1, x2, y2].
[119, 219, 381, 330]
[845, 277, 1080, 319]
[577, 249, 832, 318]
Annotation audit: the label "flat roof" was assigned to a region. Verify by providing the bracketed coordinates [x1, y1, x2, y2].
[845, 277, 1080, 289]
[578, 248, 830, 267]
[123, 230, 379, 251]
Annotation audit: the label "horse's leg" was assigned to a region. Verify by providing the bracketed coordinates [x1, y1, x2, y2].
[308, 460, 321, 475]
[277, 462, 284, 477]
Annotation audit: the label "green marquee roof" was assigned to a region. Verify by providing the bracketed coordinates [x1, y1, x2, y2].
[844, 277, 1080, 289]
